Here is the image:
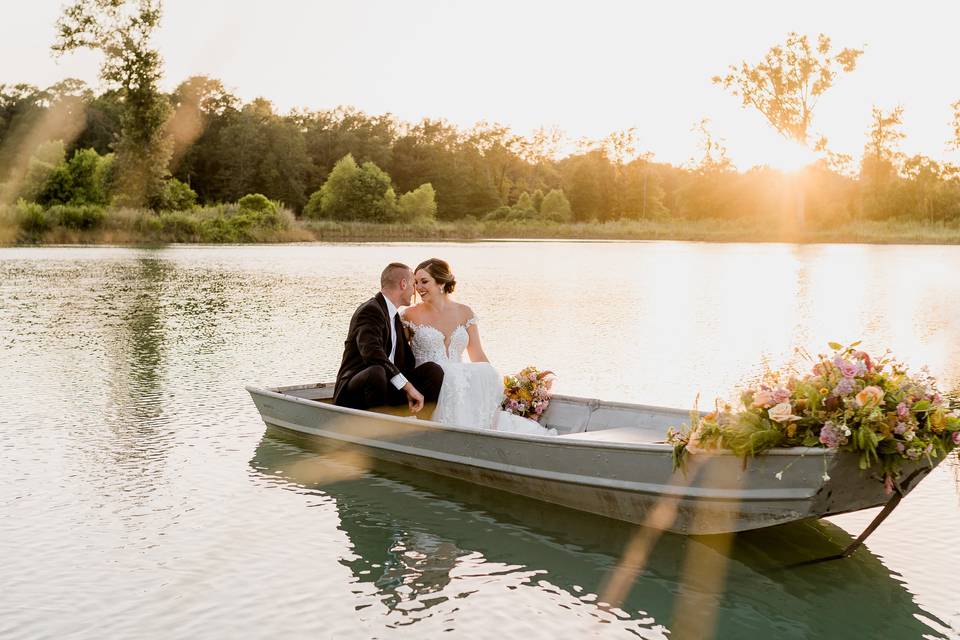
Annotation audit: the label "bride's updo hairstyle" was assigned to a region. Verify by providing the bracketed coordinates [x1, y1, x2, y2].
[415, 258, 456, 294]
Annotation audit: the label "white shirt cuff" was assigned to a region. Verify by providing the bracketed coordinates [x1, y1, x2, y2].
[390, 373, 408, 390]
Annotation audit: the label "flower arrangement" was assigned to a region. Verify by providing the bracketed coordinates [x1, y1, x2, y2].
[502, 366, 555, 421]
[667, 342, 960, 487]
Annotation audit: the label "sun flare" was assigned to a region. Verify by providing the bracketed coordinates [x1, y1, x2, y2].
[761, 138, 821, 173]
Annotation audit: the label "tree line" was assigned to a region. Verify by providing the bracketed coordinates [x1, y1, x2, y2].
[1, 1, 959, 229]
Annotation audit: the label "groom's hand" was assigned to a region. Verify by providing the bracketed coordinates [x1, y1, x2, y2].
[403, 382, 425, 413]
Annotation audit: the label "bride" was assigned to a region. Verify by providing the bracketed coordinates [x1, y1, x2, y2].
[401, 258, 556, 436]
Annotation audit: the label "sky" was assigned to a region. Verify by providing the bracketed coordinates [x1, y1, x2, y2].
[3, 0, 959, 171]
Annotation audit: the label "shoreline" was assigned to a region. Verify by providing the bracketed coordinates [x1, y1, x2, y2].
[4, 218, 960, 246]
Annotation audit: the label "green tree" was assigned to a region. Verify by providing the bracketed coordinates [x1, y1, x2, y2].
[206, 99, 310, 209]
[860, 106, 905, 219]
[531, 188, 545, 212]
[0, 82, 89, 202]
[540, 188, 572, 222]
[713, 33, 863, 147]
[713, 33, 863, 226]
[307, 154, 396, 221]
[53, 0, 172, 207]
[397, 183, 437, 222]
[561, 150, 615, 221]
[514, 191, 535, 213]
[309, 153, 358, 219]
[899, 156, 960, 222]
[156, 177, 197, 211]
[65, 147, 109, 204]
[620, 160, 667, 218]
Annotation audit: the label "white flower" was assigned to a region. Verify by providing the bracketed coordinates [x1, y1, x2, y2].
[904, 430, 915, 442]
[775, 471, 783, 480]
[768, 402, 800, 423]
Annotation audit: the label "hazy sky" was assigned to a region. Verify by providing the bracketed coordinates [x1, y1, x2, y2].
[3, 0, 959, 170]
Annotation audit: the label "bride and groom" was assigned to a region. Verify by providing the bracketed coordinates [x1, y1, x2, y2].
[333, 259, 556, 436]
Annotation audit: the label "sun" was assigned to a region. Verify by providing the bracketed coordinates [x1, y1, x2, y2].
[761, 138, 820, 173]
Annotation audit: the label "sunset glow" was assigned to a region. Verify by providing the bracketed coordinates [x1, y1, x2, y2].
[4, 0, 960, 170]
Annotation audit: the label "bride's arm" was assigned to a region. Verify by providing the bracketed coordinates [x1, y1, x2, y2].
[464, 313, 489, 363]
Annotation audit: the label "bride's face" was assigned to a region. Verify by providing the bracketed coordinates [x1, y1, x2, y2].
[414, 269, 443, 301]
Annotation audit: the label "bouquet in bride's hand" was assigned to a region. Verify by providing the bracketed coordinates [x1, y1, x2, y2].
[501, 367, 555, 422]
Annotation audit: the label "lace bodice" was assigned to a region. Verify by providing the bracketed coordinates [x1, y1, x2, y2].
[404, 317, 477, 365]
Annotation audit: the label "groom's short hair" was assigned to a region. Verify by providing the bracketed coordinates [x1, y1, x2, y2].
[380, 262, 411, 289]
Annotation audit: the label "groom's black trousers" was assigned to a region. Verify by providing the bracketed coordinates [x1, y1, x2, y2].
[336, 362, 444, 410]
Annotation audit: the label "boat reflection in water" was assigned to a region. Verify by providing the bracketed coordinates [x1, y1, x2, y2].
[249, 429, 949, 639]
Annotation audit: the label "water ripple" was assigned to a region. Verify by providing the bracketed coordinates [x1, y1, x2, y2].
[1, 244, 958, 639]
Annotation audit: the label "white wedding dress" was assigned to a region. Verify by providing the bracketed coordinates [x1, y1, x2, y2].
[403, 317, 557, 436]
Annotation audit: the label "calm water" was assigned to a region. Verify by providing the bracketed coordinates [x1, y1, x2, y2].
[1, 242, 958, 639]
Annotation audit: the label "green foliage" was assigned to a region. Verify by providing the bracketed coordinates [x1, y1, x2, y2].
[515, 191, 535, 213]
[47, 203, 105, 229]
[302, 189, 323, 219]
[531, 189, 545, 212]
[483, 204, 538, 222]
[158, 211, 199, 239]
[237, 193, 276, 214]
[66, 148, 108, 204]
[18, 145, 111, 206]
[397, 183, 437, 222]
[308, 153, 357, 219]
[14, 199, 51, 234]
[156, 178, 197, 211]
[37, 163, 74, 206]
[54, 0, 172, 207]
[540, 189, 572, 222]
[309, 154, 396, 221]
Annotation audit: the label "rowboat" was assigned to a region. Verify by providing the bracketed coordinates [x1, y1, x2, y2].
[245, 382, 942, 535]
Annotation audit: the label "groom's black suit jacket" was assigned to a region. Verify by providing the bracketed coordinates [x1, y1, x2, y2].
[333, 292, 414, 404]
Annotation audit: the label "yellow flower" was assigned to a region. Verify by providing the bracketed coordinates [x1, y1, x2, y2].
[930, 408, 946, 433]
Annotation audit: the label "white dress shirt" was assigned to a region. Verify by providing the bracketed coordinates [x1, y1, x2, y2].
[382, 296, 408, 390]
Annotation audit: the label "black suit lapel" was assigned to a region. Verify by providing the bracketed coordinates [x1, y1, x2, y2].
[377, 292, 407, 369]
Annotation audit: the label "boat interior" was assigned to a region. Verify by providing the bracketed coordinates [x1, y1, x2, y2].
[274, 382, 695, 444]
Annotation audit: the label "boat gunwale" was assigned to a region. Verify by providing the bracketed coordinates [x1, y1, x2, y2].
[246, 383, 831, 458]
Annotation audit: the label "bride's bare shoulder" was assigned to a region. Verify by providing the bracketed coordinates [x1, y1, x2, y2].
[401, 303, 424, 323]
[456, 302, 477, 324]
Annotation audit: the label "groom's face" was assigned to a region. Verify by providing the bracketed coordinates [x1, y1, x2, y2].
[398, 270, 415, 306]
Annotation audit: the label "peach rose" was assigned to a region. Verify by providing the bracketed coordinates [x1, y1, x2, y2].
[768, 402, 800, 423]
[855, 385, 884, 408]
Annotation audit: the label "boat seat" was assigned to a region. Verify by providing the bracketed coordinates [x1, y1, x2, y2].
[540, 400, 592, 434]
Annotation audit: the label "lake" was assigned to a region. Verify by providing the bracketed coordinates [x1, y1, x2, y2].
[1, 242, 958, 639]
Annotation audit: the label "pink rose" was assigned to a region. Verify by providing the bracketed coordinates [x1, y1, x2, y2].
[837, 359, 859, 378]
[772, 387, 791, 404]
[855, 385, 884, 408]
[952, 431, 960, 446]
[752, 389, 775, 408]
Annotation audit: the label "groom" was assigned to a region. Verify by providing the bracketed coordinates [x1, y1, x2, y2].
[334, 262, 444, 413]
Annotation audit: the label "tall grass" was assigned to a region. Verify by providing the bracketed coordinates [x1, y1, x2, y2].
[4, 208, 960, 245]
